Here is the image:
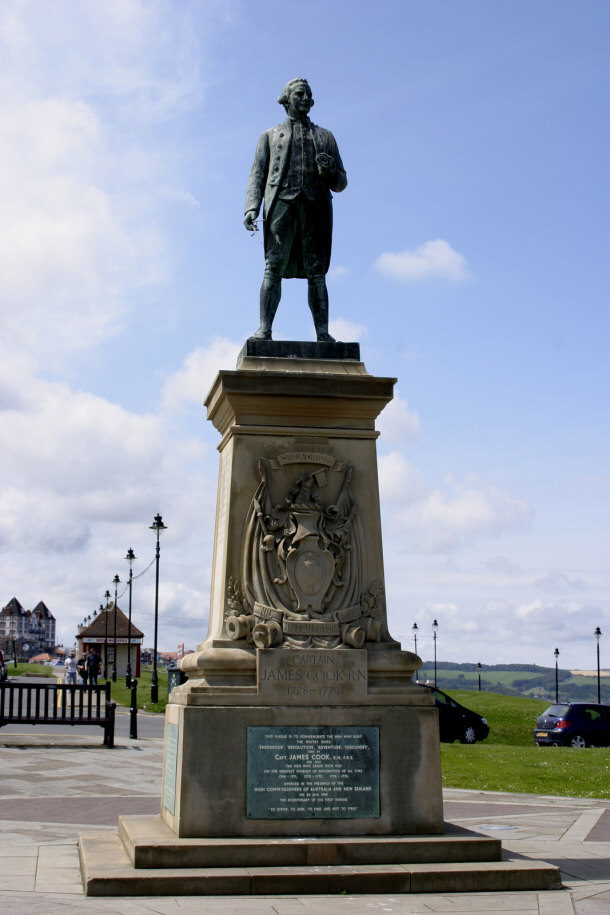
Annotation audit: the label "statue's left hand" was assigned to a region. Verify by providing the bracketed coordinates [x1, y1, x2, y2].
[316, 153, 335, 174]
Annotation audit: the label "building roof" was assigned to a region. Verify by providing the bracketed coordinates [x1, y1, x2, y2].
[78, 604, 144, 640]
[2, 597, 26, 616]
[32, 601, 55, 620]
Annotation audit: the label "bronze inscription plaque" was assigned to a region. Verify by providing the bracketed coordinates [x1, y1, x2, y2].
[247, 725, 379, 819]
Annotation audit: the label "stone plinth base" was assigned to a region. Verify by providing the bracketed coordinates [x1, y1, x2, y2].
[119, 816, 500, 868]
[160, 701, 443, 838]
[237, 338, 361, 365]
[79, 823, 562, 896]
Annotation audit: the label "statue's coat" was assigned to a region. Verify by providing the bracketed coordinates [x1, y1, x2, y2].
[245, 118, 347, 278]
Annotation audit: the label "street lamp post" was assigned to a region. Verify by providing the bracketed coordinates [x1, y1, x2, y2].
[554, 648, 560, 703]
[112, 574, 120, 682]
[103, 591, 111, 679]
[595, 627, 602, 704]
[432, 619, 439, 687]
[150, 513, 167, 704]
[412, 622, 418, 656]
[125, 548, 136, 688]
[9, 627, 17, 668]
[477, 662, 482, 692]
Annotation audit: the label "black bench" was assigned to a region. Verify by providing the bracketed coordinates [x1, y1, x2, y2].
[0, 681, 116, 747]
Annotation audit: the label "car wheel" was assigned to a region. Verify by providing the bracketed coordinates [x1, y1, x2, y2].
[569, 734, 587, 748]
[460, 726, 477, 744]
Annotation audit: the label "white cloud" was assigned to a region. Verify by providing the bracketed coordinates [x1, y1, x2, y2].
[534, 571, 587, 593]
[412, 478, 532, 552]
[328, 317, 367, 341]
[0, 94, 164, 364]
[0, 359, 205, 535]
[379, 457, 532, 553]
[377, 452, 428, 505]
[0, 1, 212, 122]
[0, 1, 232, 364]
[377, 392, 421, 443]
[160, 188, 202, 208]
[482, 556, 523, 577]
[161, 339, 242, 413]
[0, 3, 241, 653]
[328, 265, 351, 280]
[513, 599, 543, 623]
[375, 239, 470, 283]
[0, 352, 215, 649]
[514, 598, 586, 626]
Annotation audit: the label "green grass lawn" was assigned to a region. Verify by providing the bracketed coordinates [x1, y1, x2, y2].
[439, 688, 610, 798]
[98, 667, 169, 715]
[7, 662, 58, 678]
[441, 743, 610, 799]
[446, 690, 549, 746]
[419, 665, 607, 702]
[420, 668, 546, 686]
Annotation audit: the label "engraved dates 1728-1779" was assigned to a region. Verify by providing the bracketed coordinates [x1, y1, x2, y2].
[225, 453, 385, 650]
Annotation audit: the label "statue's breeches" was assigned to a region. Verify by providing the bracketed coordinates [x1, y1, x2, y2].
[265, 195, 332, 280]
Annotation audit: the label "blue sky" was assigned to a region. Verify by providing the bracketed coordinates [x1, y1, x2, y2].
[0, 0, 608, 670]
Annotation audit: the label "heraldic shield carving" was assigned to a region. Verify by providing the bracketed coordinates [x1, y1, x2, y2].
[225, 452, 386, 650]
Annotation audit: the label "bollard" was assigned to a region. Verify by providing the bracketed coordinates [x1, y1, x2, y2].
[129, 679, 138, 740]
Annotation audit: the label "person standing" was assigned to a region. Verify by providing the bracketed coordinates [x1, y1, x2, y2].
[86, 647, 101, 685]
[65, 651, 78, 685]
[77, 654, 88, 685]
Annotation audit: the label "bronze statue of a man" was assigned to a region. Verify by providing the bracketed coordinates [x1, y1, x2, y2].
[244, 78, 347, 341]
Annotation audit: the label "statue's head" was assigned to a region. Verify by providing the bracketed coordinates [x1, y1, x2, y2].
[278, 78, 314, 117]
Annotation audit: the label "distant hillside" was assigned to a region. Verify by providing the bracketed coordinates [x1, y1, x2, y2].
[418, 661, 609, 704]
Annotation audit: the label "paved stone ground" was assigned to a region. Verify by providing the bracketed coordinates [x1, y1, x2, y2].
[1, 726, 609, 914]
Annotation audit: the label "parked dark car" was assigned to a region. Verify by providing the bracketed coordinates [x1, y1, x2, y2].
[534, 703, 610, 747]
[419, 685, 490, 744]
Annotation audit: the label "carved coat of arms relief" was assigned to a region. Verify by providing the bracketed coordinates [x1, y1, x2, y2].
[225, 452, 385, 650]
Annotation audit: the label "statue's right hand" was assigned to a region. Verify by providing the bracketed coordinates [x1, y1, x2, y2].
[244, 210, 257, 231]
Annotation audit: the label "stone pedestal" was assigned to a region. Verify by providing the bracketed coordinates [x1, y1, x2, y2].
[78, 344, 561, 895]
[162, 655, 442, 838]
[161, 349, 442, 837]
[193, 350, 398, 657]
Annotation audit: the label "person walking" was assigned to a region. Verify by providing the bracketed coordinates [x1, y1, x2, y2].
[65, 651, 78, 685]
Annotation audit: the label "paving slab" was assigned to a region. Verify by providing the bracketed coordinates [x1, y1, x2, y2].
[584, 809, 610, 842]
